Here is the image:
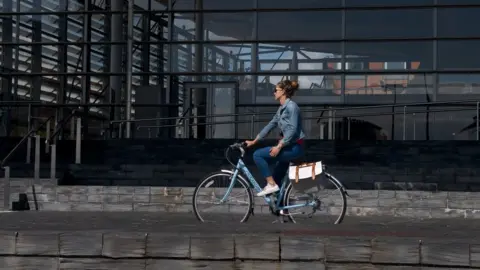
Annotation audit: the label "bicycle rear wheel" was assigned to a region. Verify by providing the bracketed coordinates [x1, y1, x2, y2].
[192, 171, 253, 223]
[283, 173, 347, 224]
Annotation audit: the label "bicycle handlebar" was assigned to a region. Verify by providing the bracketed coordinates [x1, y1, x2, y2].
[225, 142, 247, 166]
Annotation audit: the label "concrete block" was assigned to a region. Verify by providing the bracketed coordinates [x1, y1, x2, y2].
[371, 238, 420, 264]
[325, 237, 371, 263]
[146, 234, 190, 258]
[60, 258, 145, 270]
[59, 232, 103, 256]
[0, 232, 16, 255]
[281, 236, 324, 260]
[421, 241, 470, 266]
[235, 235, 279, 260]
[0, 257, 58, 270]
[190, 236, 234, 260]
[16, 232, 59, 256]
[102, 232, 147, 258]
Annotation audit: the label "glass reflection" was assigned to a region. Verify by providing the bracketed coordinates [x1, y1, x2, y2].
[344, 74, 433, 104]
[346, 9, 434, 39]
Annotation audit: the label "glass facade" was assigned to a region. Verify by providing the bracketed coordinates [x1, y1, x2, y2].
[0, 0, 479, 140]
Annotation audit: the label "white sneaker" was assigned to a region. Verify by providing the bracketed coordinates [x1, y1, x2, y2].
[256, 183, 279, 197]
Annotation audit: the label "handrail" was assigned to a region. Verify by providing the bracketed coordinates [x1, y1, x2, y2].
[46, 109, 77, 145]
[1, 115, 55, 169]
[136, 106, 479, 130]
[111, 98, 480, 124]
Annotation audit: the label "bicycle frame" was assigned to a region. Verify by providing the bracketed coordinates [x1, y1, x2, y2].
[220, 157, 316, 211]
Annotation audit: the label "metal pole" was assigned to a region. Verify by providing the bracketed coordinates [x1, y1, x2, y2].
[332, 110, 336, 140]
[477, 102, 479, 141]
[50, 144, 56, 180]
[403, 106, 406, 140]
[45, 119, 51, 154]
[75, 117, 82, 164]
[125, 0, 134, 138]
[34, 135, 40, 183]
[347, 117, 351, 140]
[3, 166, 10, 210]
[26, 104, 32, 164]
[412, 113, 416, 140]
[250, 113, 255, 139]
[70, 116, 75, 139]
[320, 123, 325, 140]
[328, 108, 333, 140]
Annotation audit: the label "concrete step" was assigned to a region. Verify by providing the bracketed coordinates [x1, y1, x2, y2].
[2, 178, 480, 220]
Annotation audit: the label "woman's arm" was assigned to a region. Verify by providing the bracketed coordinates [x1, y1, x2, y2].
[278, 104, 299, 148]
[253, 111, 280, 143]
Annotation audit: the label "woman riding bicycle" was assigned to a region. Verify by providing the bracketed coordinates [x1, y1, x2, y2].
[245, 79, 306, 197]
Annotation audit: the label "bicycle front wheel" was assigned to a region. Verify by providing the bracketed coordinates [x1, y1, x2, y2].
[192, 171, 253, 223]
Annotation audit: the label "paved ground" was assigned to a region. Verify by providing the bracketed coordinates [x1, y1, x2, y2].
[0, 211, 479, 240]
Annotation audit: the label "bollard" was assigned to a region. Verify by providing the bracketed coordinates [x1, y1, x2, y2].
[3, 166, 10, 210]
[34, 135, 40, 184]
[50, 144, 56, 181]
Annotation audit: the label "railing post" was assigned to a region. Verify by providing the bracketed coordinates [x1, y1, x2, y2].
[70, 116, 76, 140]
[412, 113, 416, 140]
[328, 108, 333, 140]
[26, 136, 32, 164]
[45, 119, 51, 154]
[347, 117, 351, 140]
[3, 166, 10, 210]
[34, 135, 40, 184]
[477, 102, 479, 141]
[75, 117, 82, 164]
[403, 106, 406, 140]
[332, 110, 336, 140]
[50, 144, 56, 181]
[320, 123, 325, 140]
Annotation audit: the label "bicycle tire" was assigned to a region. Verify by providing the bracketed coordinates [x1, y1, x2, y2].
[282, 173, 347, 224]
[192, 171, 254, 223]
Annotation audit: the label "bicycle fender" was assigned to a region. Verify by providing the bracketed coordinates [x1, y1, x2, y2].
[326, 173, 350, 197]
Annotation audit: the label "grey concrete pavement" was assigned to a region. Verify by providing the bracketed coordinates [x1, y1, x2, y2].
[0, 211, 479, 240]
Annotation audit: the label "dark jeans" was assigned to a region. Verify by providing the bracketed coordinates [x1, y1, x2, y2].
[253, 143, 305, 186]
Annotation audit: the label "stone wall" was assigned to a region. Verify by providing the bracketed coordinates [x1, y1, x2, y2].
[0, 230, 479, 269]
[2, 138, 480, 191]
[2, 178, 480, 219]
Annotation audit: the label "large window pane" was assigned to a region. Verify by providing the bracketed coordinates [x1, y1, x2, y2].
[430, 106, 478, 140]
[259, 0, 342, 8]
[258, 43, 342, 71]
[437, 74, 480, 99]
[346, 0, 434, 7]
[394, 106, 430, 140]
[258, 11, 342, 40]
[256, 75, 342, 104]
[438, 8, 480, 38]
[171, 0, 254, 10]
[346, 9, 433, 39]
[173, 12, 254, 41]
[344, 73, 434, 104]
[437, 0, 480, 5]
[438, 40, 480, 70]
[345, 41, 433, 71]
[334, 107, 392, 140]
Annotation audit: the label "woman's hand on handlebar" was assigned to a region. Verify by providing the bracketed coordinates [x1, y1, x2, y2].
[244, 140, 256, 148]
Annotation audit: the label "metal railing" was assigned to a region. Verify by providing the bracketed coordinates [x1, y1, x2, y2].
[110, 98, 480, 141]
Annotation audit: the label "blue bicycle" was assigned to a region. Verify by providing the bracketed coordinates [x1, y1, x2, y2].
[192, 142, 349, 224]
